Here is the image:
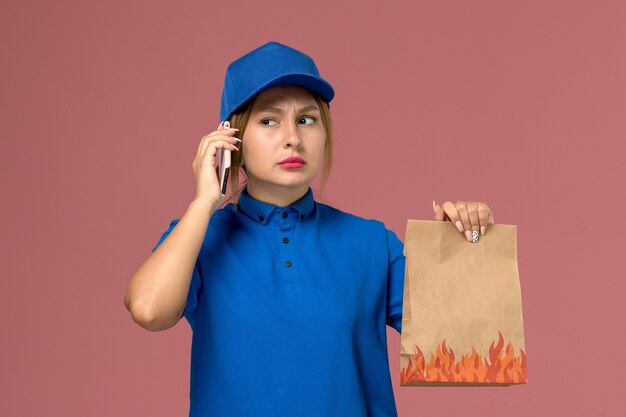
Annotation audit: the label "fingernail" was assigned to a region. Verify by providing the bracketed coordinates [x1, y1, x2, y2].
[433, 200, 437, 214]
[456, 221, 464, 233]
[228, 128, 239, 131]
[465, 230, 472, 241]
[481, 225, 485, 236]
[232, 137, 242, 142]
[471, 231, 479, 243]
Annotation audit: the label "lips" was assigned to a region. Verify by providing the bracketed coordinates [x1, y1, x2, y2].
[278, 156, 306, 165]
[278, 156, 306, 170]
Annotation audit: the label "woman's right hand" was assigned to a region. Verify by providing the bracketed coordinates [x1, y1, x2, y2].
[192, 121, 241, 208]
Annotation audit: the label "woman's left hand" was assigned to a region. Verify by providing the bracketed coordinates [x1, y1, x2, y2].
[433, 200, 495, 242]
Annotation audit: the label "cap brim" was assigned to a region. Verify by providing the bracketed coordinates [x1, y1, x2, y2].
[226, 73, 335, 120]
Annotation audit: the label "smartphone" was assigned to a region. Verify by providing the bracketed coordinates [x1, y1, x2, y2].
[215, 120, 231, 196]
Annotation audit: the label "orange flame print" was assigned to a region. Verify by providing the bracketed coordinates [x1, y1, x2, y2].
[400, 331, 527, 385]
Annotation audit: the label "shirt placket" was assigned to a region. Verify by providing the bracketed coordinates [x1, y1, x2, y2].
[276, 208, 302, 297]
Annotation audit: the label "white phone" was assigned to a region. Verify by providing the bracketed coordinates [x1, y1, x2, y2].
[215, 120, 231, 196]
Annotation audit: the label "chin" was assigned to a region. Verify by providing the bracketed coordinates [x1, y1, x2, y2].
[276, 180, 313, 189]
[249, 166, 319, 189]
[269, 177, 315, 189]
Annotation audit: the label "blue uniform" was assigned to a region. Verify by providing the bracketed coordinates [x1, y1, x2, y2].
[152, 187, 405, 417]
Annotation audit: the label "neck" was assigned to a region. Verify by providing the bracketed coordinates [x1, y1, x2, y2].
[246, 182, 309, 207]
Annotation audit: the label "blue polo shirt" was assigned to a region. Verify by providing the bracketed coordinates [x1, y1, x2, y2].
[152, 187, 405, 417]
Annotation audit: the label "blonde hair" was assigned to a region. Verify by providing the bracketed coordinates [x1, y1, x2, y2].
[224, 91, 333, 208]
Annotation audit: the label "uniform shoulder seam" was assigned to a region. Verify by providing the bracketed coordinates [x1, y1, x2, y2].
[316, 202, 386, 227]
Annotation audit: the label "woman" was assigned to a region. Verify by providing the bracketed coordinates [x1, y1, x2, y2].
[124, 41, 494, 417]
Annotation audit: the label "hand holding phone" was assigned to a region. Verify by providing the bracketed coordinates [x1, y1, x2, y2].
[215, 121, 232, 196]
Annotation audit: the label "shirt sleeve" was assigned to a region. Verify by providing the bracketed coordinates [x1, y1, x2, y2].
[385, 228, 405, 334]
[151, 219, 202, 325]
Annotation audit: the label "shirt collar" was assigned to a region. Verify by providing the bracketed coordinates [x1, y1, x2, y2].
[236, 187, 316, 225]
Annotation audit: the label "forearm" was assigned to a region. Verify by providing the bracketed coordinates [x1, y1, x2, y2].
[124, 197, 217, 331]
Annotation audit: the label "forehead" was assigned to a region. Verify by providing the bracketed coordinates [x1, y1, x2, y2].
[252, 85, 318, 108]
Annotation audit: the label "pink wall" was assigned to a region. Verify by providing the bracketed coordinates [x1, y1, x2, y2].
[2, 0, 624, 416]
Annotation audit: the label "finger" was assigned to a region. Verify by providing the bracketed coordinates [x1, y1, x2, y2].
[199, 122, 239, 150]
[194, 135, 212, 169]
[477, 203, 491, 235]
[205, 139, 239, 162]
[199, 122, 227, 158]
[196, 123, 224, 158]
[433, 200, 446, 221]
[453, 201, 473, 241]
[217, 120, 239, 134]
[436, 203, 451, 221]
[197, 141, 238, 179]
[200, 130, 241, 162]
[467, 201, 481, 242]
[441, 201, 464, 233]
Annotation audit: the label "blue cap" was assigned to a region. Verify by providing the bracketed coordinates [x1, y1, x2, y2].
[219, 41, 335, 122]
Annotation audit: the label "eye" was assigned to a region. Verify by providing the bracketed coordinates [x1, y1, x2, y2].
[299, 116, 316, 125]
[261, 118, 277, 126]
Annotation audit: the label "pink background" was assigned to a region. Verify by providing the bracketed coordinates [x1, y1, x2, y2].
[2, 0, 624, 416]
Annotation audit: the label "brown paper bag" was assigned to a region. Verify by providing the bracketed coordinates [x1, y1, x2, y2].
[400, 220, 528, 386]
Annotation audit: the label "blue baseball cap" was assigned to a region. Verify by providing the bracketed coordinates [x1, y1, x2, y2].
[219, 41, 335, 122]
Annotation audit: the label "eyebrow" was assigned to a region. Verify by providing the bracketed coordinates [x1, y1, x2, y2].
[257, 104, 320, 114]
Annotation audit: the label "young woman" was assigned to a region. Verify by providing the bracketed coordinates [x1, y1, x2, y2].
[124, 41, 494, 417]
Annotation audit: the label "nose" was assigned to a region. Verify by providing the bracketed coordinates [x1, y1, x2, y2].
[282, 120, 303, 149]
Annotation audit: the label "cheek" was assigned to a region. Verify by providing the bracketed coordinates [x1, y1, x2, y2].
[313, 135, 326, 157]
[242, 139, 270, 167]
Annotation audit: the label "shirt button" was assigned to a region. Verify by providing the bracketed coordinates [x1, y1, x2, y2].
[259, 215, 264, 222]
[283, 237, 289, 244]
[285, 261, 292, 267]
[282, 212, 288, 219]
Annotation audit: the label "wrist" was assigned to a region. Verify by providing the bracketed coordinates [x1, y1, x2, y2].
[189, 196, 219, 216]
